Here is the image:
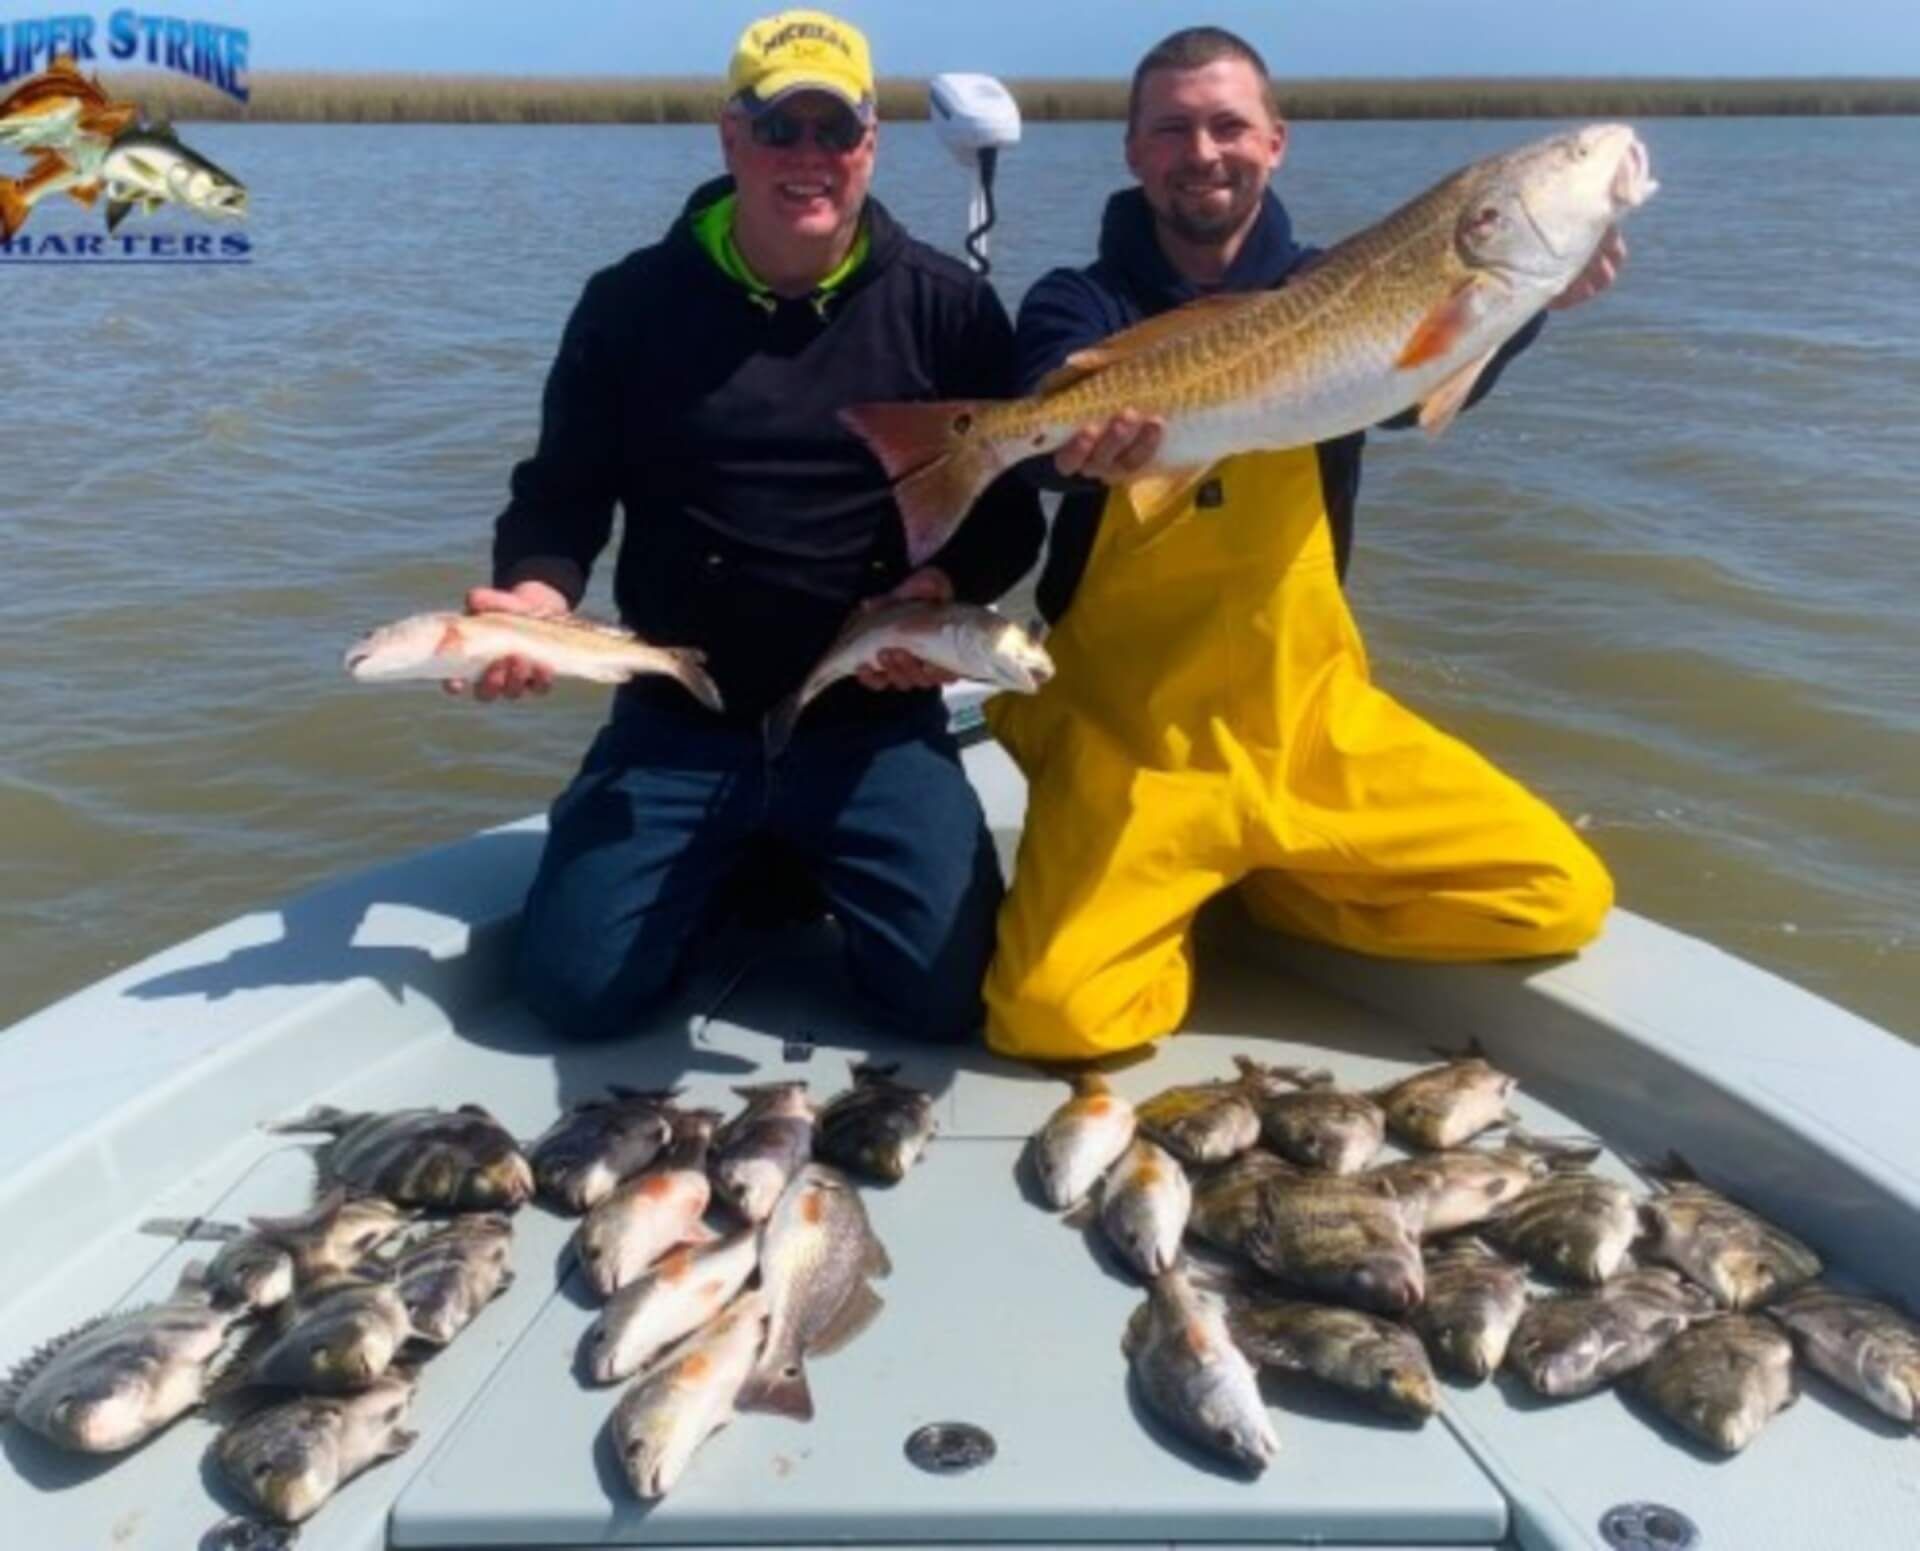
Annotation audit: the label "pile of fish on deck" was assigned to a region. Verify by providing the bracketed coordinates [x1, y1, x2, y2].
[1030, 1049, 1920, 1474]
[0, 1062, 936, 1534]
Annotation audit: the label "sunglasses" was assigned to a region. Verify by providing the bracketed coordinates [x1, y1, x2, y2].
[748, 108, 868, 154]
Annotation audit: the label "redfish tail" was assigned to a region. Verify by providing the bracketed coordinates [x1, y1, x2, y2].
[762, 692, 804, 758]
[0, 177, 29, 240]
[737, 1355, 814, 1421]
[839, 400, 1005, 567]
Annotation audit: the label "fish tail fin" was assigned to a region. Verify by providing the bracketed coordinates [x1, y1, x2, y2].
[762, 692, 804, 757]
[654, 648, 723, 713]
[737, 1356, 815, 1421]
[839, 400, 1006, 567]
[0, 177, 29, 239]
[264, 1104, 354, 1137]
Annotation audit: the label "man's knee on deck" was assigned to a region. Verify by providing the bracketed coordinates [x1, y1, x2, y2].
[1513, 829, 1615, 955]
[514, 900, 683, 1044]
[985, 945, 1189, 1062]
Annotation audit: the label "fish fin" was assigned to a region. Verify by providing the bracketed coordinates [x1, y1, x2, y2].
[66, 178, 100, 208]
[763, 691, 805, 756]
[1060, 1197, 1099, 1233]
[737, 1355, 816, 1420]
[138, 1215, 247, 1243]
[678, 1220, 721, 1247]
[1415, 349, 1497, 436]
[652, 646, 724, 712]
[838, 400, 1004, 567]
[1395, 278, 1496, 369]
[862, 1230, 893, 1280]
[265, 1104, 357, 1137]
[248, 1186, 351, 1237]
[1, 1308, 129, 1417]
[0, 178, 28, 240]
[851, 1061, 902, 1082]
[1122, 462, 1213, 523]
[105, 196, 134, 232]
[808, 1279, 885, 1360]
[606, 1084, 683, 1104]
[1059, 290, 1271, 374]
[1121, 1298, 1153, 1359]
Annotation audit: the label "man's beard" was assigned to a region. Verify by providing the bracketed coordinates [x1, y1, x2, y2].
[1161, 177, 1261, 246]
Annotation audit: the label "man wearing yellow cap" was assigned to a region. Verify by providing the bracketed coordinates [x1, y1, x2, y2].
[467, 12, 1044, 1044]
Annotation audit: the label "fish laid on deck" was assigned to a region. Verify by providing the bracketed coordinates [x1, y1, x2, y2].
[388, 1214, 515, 1346]
[213, 1372, 418, 1525]
[1, 1263, 250, 1453]
[1767, 1286, 1920, 1429]
[583, 1229, 759, 1386]
[1632, 1314, 1798, 1454]
[1097, 1137, 1191, 1279]
[842, 124, 1656, 564]
[1369, 1129, 1600, 1237]
[1506, 1268, 1717, 1399]
[814, 1063, 936, 1184]
[1224, 1296, 1438, 1421]
[712, 1082, 817, 1223]
[768, 602, 1052, 750]
[1374, 1046, 1517, 1152]
[1122, 1266, 1278, 1474]
[1031, 1070, 1137, 1210]
[740, 1164, 891, 1422]
[1414, 1237, 1531, 1381]
[1485, 1170, 1639, 1284]
[1236, 1062, 1385, 1175]
[344, 609, 723, 709]
[1244, 1173, 1428, 1316]
[270, 1104, 534, 1213]
[527, 1087, 681, 1216]
[1639, 1154, 1823, 1309]
[1185, 1148, 1301, 1255]
[1136, 1069, 1263, 1166]
[576, 1111, 719, 1300]
[612, 1289, 769, 1500]
[250, 1273, 417, 1393]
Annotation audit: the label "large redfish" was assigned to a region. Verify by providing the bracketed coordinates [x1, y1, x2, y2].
[843, 124, 1657, 565]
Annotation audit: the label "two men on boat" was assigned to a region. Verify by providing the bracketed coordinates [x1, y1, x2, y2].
[477, 13, 1620, 1056]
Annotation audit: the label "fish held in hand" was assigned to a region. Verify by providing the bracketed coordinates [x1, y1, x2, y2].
[613, 1290, 769, 1500]
[214, 1372, 417, 1524]
[529, 1087, 681, 1215]
[584, 1228, 759, 1387]
[1633, 1314, 1797, 1454]
[1123, 1267, 1278, 1473]
[270, 1104, 534, 1213]
[2, 1263, 251, 1453]
[740, 1163, 891, 1421]
[1032, 1070, 1137, 1210]
[1506, 1267, 1716, 1399]
[1639, 1155, 1822, 1310]
[768, 602, 1052, 750]
[1099, 1137, 1191, 1279]
[815, 1063, 936, 1184]
[576, 1111, 719, 1300]
[713, 1082, 817, 1224]
[1767, 1286, 1920, 1428]
[1413, 1237, 1530, 1381]
[344, 610, 723, 709]
[844, 124, 1657, 565]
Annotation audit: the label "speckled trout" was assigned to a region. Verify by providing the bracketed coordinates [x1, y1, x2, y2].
[843, 124, 1656, 565]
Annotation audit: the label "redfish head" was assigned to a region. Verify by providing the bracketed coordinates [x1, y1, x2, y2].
[1460, 123, 1656, 285]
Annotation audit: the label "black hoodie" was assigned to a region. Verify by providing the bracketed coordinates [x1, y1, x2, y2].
[493, 178, 1045, 726]
[1015, 187, 1544, 624]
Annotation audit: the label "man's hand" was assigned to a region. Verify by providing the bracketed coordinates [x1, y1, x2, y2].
[445, 580, 569, 701]
[1053, 408, 1166, 485]
[854, 567, 959, 692]
[1548, 226, 1627, 312]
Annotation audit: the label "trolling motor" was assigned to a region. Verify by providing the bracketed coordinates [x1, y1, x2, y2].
[927, 73, 1021, 275]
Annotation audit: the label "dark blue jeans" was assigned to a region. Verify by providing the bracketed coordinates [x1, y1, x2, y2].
[515, 697, 1002, 1043]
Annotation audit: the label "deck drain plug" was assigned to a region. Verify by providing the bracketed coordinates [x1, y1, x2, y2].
[905, 1421, 996, 1474]
[1600, 1502, 1700, 1550]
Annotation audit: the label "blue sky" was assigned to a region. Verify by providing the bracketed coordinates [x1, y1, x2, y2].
[49, 1, 1920, 77]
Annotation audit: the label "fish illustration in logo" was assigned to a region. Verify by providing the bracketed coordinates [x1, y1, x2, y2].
[0, 55, 138, 237]
[96, 124, 249, 232]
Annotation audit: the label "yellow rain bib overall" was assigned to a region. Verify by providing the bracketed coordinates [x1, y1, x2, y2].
[984, 448, 1613, 1061]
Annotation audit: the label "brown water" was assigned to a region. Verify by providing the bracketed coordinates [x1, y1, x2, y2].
[2, 119, 1915, 1037]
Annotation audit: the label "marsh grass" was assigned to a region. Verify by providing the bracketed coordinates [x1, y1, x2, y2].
[113, 73, 1920, 124]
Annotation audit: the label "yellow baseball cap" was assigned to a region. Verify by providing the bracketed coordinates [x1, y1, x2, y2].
[728, 10, 876, 120]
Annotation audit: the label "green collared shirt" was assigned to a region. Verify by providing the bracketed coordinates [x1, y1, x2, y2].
[691, 191, 869, 301]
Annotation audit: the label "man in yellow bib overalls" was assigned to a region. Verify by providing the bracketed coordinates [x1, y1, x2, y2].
[984, 27, 1625, 1061]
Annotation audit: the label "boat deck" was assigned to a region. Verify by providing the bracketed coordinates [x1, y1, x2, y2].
[2, 738, 1916, 1550]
